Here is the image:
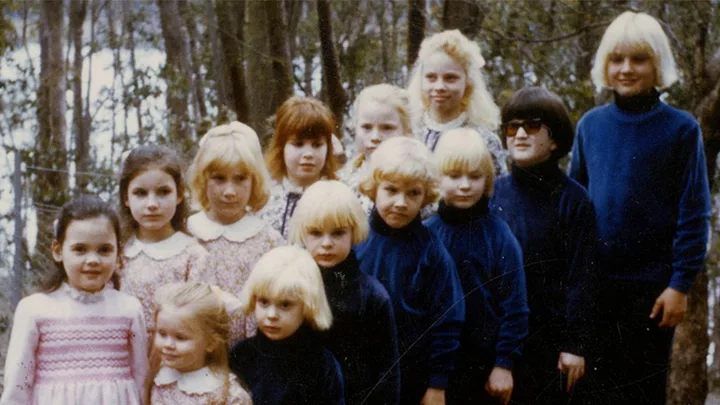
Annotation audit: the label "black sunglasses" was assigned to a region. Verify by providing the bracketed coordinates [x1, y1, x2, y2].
[502, 118, 550, 138]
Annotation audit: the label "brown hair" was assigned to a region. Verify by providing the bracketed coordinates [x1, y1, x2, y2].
[265, 96, 338, 181]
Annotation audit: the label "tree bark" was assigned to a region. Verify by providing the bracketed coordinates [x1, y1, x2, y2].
[317, 0, 346, 136]
[206, 0, 230, 115]
[265, 0, 294, 111]
[178, 0, 208, 125]
[70, 0, 88, 192]
[442, 0, 482, 38]
[216, 0, 250, 123]
[407, 0, 425, 69]
[123, 0, 144, 142]
[246, 0, 273, 134]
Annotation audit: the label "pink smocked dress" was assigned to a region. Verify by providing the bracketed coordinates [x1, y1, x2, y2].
[0, 283, 148, 405]
[151, 366, 252, 405]
[120, 232, 209, 334]
[188, 211, 283, 342]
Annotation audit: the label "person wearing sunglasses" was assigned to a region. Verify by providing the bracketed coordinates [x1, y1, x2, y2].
[490, 87, 600, 405]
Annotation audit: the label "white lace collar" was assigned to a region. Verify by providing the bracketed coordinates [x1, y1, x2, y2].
[154, 366, 223, 394]
[62, 282, 112, 304]
[280, 176, 306, 194]
[124, 232, 194, 260]
[188, 211, 266, 243]
[424, 112, 469, 132]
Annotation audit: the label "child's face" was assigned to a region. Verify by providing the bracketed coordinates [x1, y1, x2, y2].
[206, 168, 252, 225]
[421, 51, 467, 120]
[154, 307, 212, 373]
[124, 168, 181, 241]
[440, 169, 486, 209]
[355, 101, 403, 158]
[303, 226, 352, 268]
[375, 180, 425, 229]
[284, 136, 328, 187]
[606, 45, 657, 97]
[255, 295, 305, 341]
[505, 119, 557, 167]
[52, 217, 119, 293]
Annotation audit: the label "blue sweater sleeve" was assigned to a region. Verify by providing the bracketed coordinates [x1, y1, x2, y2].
[425, 242, 465, 389]
[670, 123, 711, 293]
[569, 124, 588, 187]
[366, 289, 401, 404]
[323, 354, 346, 405]
[493, 227, 529, 370]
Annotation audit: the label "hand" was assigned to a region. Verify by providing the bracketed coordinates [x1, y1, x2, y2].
[649, 287, 687, 328]
[420, 387, 445, 405]
[557, 352, 585, 392]
[485, 367, 513, 405]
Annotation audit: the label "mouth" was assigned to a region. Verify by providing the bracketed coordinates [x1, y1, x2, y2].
[316, 254, 335, 261]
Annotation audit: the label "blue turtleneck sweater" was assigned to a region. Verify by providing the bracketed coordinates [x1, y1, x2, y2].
[355, 209, 465, 393]
[570, 95, 710, 293]
[491, 161, 599, 358]
[319, 250, 400, 405]
[425, 198, 528, 371]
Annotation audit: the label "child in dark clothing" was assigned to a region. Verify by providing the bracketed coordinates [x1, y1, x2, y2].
[229, 246, 345, 405]
[289, 180, 400, 405]
[355, 136, 465, 405]
[491, 87, 599, 404]
[425, 128, 528, 405]
[570, 11, 711, 404]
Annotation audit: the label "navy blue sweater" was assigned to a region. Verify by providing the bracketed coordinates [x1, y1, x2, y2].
[229, 326, 345, 405]
[491, 161, 599, 357]
[356, 209, 465, 391]
[319, 250, 400, 405]
[570, 98, 711, 293]
[425, 199, 529, 371]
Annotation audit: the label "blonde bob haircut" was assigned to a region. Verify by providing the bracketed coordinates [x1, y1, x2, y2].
[407, 29, 500, 131]
[288, 180, 369, 246]
[434, 128, 495, 198]
[188, 121, 271, 212]
[240, 246, 333, 331]
[591, 11, 678, 90]
[358, 137, 440, 207]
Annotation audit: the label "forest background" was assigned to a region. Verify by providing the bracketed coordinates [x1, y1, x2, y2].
[0, 0, 718, 403]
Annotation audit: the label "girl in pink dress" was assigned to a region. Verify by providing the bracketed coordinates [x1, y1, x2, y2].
[0, 196, 148, 405]
[118, 145, 209, 336]
[146, 282, 252, 405]
[187, 122, 283, 343]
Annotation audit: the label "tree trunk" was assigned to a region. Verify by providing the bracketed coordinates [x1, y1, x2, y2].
[317, 0, 346, 136]
[216, 0, 250, 123]
[123, 0, 144, 142]
[178, 0, 208, 127]
[156, 0, 193, 149]
[407, 0, 425, 69]
[442, 0, 482, 38]
[70, 0, 88, 193]
[265, 0, 294, 111]
[246, 0, 273, 134]
[206, 0, 230, 117]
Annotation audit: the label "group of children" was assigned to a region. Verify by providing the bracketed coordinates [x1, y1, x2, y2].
[1, 10, 711, 405]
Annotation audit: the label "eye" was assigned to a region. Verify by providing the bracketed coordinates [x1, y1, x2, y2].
[312, 140, 325, 148]
[234, 174, 248, 182]
[331, 229, 348, 238]
[157, 187, 173, 196]
[72, 245, 87, 254]
[608, 54, 624, 63]
[308, 229, 323, 237]
[632, 54, 650, 63]
[280, 300, 293, 309]
[257, 297, 269, 306]
[131, 188, 147, 197]
[447, 172, 461, 180]
[408, 189, 422, 197]
[469, 172, 484, 180]
[384, 185, 397, 193]
[444, 74, 459, 82]
[99, 245, 116, 255]
[361, 124, 373, 131]
[424, 73, 437, 81]
[291, 138, 304, 147]
[211, 174, 226, 182]
[380, 124, 397, 132]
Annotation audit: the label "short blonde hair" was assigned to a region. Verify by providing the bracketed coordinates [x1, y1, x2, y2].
[407, 30, 500, 131]
[591, 11, 678, 89]
[188, 122, 271, 212]
[358, 137, 439, 207]
[288, 180, 369, 245]
[434, 128, 494, 197]
[239, 246, 332, 331]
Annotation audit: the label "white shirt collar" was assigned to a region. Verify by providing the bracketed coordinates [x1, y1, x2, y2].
[280, 176, 306, 194]
[154, 366, 224, 394]
[188, 211, 266, 243]
[424, 112, 469, 132]
[124, 232, 195, 260]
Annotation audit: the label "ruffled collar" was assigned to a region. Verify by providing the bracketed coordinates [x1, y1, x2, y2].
[369, 207, 423, 237]
[124, 232, 194, 260]
[424, 112, 469, 132]
[154, 366, 224, 394]
[614, 89, 660, 113]
[188, 211, 266, 243]
[281, 176, 308, 195]
[62, 282, 112, 304]
[438, 198, 489, 225]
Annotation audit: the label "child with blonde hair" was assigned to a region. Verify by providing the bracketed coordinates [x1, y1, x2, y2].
[426, 128, 528, 405]
[229, 246, 345, 405]
[407, 29, 507, 175]
[289, 180, 400, 405]
[571, 11, 710, 404]
[1, 196, 147, 405]
[260, 96, 339, 239]
[356, 137, 465, 405]
[118, 144, 209, 335]
[187, 121, 284, 342]
[146, 282, 252, 404]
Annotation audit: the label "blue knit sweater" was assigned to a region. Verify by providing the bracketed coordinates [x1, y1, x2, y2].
[425, 198, 529, 371]
[356, 209, 465, 391]
[570, 100, 711, 293]
[491, 161, 599, 357]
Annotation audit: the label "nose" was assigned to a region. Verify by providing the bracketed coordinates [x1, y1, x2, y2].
[459, 177, 470, 190]
[620, 57, 632, 73]
[394, 194, 408, 208]
[321, 234, 333, 248]
[222, 184, 237, 197]
[161, 336, 175, 350]
[514, 126, 529, 139]
[266, 305, 278, 319]
[146, 194, 159, 210]
[369, 129, 381, 143]
[85, 251, 100, 265]
[433, 78, 447, 91]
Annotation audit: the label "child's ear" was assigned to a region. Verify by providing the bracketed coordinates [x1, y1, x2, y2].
[51, 240, 63, 263]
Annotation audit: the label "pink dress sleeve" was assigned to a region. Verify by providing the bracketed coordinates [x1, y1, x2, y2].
[0, 297, 40, 405]
[185, 243, 210, 282]
[128, 299, 149, 402]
